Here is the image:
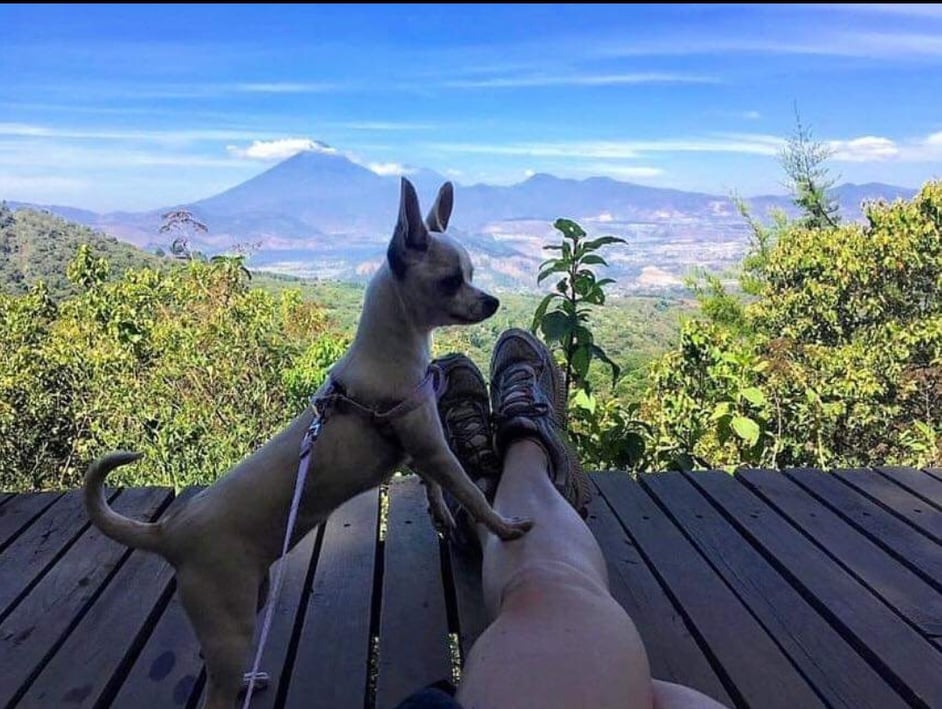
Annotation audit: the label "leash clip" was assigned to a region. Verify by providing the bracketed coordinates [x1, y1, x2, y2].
[307, 407, 324, 442]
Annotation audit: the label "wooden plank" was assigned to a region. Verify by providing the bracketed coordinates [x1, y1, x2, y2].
[739, 469, 942, 642]
[445, 541, 488, 663]
[587, 477, 733, 706]
[0, 491, 62, 551]
[184, 526, 322, 709]
[595, 474, 823, 709]
[0, 487, 171, 707]
[284, 490, 378, 709]
[0, 489, 115, 619]
[109, 584, 203, 709]
[0, 493, 13, 507]
[375, 477, 451, 709]
[834, 468, 942, 543]
[689, 470, 942, 708]
[875, 466, 942, 511]
[236, 527, 321, 709]
[17, 489, 198, 708]
[645, 473, 907, 709]
[787, 468, 942, 589]
[925, 468, 942, 483]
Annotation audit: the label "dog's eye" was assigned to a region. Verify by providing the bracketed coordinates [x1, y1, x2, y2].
[440, 274, 462, 294]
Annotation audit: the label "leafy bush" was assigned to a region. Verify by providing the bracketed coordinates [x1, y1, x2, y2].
[528, 218, 650, 469]
[0, 247, 347, 490]
[642, 182, 942, 470]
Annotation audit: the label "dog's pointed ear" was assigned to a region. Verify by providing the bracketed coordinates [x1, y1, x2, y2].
[388, 177, 429, 277]
[425, 182, 454, 233]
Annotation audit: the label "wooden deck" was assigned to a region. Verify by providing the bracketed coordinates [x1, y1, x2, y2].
[1, 468, 941, 708]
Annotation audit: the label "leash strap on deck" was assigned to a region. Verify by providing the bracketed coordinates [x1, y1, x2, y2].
[241, 401, 326, 708]
[241, 365, 443, 707]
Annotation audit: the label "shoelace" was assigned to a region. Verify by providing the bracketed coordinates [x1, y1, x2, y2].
[444, 399, 500, 474]
[496, 365, 551, 419]
[445, 400, 489, 448]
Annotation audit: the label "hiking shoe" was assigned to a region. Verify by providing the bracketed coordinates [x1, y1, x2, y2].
[432, 353, 501, 548]
[489, 328, 590, 516]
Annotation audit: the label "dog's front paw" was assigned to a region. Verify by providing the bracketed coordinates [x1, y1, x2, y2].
[429, 503, 457, 536]
[494, 516, 534, 541]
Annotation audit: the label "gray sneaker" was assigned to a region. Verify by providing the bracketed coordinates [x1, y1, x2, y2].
[435, 353, 501, 484]
[489, 328, 590, 516]
[434, 353, 501, 549]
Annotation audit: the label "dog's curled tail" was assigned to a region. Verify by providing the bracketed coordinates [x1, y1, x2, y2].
[84, 451, 165, 553]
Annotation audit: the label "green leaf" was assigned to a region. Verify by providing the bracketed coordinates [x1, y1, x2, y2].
[619, 432, 646, 467]
[710, 401, 731, 421]
[540, 311, 571, 343]
[731, 416, 760, 446]
[530, 293, 560, 333]
[554, 218, 586, 240]
[581, 254, 609, 267]
[573, 325, 593, 345]
[571, 388, 596, 414]
[740, 387, 767, 407]
[538, 262, 568, 283]
[582, 235, 627, 251]
[590, 344, 621, 387]
[571, 344, 591, 378]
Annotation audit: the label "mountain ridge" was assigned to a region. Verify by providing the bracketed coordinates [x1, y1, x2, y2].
[5, 149, 920, 291]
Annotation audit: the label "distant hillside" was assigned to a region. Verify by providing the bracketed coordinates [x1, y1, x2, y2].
[6, 148, 922, 291]
[0, 203, 161, 298]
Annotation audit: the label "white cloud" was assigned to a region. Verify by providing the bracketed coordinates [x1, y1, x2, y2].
[366, 162, 414, 176]
[226, 138, 337, 161]
[429, 135, 783, 159]
[829, 136, 900, 162]
[524, 169, 536, 177]
[586, 165, 665, 179]
[443, 72, 718, 89]
[742, 110, 762, 120]
[599, 30, 942, 60]
[0, 122, 279, 144]
[234, 82, 340, 94]
[926, 132, 942, 146]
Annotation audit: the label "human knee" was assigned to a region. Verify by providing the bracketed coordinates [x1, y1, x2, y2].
[499, 559, 612, 610]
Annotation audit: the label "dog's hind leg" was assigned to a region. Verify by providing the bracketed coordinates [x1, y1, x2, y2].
[256, 572, 271, 612]
[178, 567, 261, 709]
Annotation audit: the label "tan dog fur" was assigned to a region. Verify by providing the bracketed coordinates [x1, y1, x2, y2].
[84, 178, 532, 708]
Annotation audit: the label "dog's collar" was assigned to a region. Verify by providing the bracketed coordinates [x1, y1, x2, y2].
[312, 364, 444, 426]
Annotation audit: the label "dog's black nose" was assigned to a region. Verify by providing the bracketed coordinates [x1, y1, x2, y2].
[482, 295, 500, 317]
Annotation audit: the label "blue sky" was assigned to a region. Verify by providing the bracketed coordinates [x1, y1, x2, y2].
[2, 3, 942, 211]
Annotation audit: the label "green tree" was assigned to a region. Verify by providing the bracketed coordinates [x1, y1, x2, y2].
[160, 208, 207, 260]
[642, 182, 942, 471]
[531, 218, 624, 394]
[780, 110, 840, 229]
[529, 218, 651, 470]
[0, 250, 347, 491]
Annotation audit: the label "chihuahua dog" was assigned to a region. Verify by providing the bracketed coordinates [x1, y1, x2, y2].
[84, 178, 532, 709]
